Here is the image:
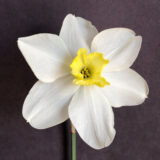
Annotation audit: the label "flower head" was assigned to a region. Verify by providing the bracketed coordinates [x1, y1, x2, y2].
[18, 14, 149, 149]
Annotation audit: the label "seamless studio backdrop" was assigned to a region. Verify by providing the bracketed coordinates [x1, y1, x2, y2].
[0, 0, 160, 160]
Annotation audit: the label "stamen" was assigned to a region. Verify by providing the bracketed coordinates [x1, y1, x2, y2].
[81, 67, 90, 79]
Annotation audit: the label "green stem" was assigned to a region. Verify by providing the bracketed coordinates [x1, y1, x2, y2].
[71, 124, 76, 160]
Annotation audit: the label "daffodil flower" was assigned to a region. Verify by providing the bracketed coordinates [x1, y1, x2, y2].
[18, 14, 149, 149]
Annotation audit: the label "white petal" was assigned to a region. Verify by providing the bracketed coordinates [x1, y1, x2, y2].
[23, 75, 79, 129]
[18, 33, 72, 82]
[91, 28, 142, 71]
[59, 14, 98, 58]
[69, 86, 116, 149]
[91, 28, 135, 54]
[102, 69, 149, 107]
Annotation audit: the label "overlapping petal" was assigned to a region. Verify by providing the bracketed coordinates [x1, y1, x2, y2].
[91, 28, 142, 71]
[69, 86, 116, 149]
[23, 75, 79, 129]
[60, 14, 98, 57]
[18, 33, 72, 82]
[102, 68, 149, 107]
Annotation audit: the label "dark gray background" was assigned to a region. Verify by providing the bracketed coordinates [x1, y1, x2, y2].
[0, 0, 160, 159]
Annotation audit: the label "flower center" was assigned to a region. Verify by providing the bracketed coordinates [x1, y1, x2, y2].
[81, 67, 91, 79]
[70, 48, 110, 87]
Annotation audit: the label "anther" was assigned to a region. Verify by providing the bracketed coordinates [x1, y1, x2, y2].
[81, 67, 90, 79]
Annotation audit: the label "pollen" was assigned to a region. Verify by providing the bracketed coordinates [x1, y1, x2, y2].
[70, 48, 110, 87]
[81, 67, 91, 78]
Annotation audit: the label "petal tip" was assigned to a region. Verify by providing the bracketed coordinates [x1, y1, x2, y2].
[64, 13, 76, 20]
[137, 35, 142, 42]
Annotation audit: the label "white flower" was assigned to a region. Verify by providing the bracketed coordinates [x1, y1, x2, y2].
[17, 14, 149, 149]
